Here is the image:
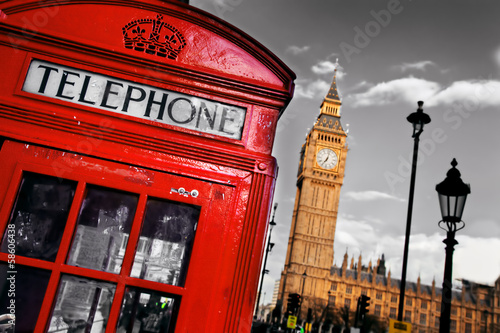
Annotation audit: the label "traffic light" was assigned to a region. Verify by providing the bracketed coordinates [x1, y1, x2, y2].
[291, 293, 301, 310]
[287, 293, 302, 315]
[359, 295, 370, 316]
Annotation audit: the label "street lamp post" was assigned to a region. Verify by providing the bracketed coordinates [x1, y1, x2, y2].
[299, 271, 307, 322]
[254, 203, 278, 319]
[324, 290, 331, 331]
[397, 101, 431, 322]
[436, 159, 470, 333]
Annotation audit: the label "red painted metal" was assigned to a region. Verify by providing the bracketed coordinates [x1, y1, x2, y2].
[0, 1, 295, 332]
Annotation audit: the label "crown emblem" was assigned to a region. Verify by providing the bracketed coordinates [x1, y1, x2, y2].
[122, 14, 186, 60]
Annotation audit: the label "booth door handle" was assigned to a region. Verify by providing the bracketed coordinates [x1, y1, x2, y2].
[171, 187, 199, 198]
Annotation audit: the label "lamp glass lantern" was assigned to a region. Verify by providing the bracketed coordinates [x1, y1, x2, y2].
[436, 159, 470, 226]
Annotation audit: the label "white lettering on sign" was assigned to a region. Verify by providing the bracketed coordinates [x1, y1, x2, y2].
[22, 59, 246, 140]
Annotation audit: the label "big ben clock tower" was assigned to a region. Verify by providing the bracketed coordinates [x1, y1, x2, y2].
[278, 62, 348, 318]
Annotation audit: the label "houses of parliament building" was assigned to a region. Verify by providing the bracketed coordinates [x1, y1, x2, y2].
[276, 64, 500, 332]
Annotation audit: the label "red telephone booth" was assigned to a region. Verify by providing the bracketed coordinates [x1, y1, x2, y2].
[0, 1, 295, 332]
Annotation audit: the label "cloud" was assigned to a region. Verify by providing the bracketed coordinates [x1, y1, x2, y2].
[348, 76, 500, 109]
[312, 60, 337, 74]
[454, 235, 500, 285]
[292, 60, 348, 100]
[334, 216, 375, 254]
[343, 190, 405, 202]
[427, 79, 500, 108]
[348, 77, 440, 107]
[349, 80, 373, 92]
[294, 79, 330, 99]
[285, 45, 310, 55]
[311, 60, 346, 79]
[394, 60, 436, 72]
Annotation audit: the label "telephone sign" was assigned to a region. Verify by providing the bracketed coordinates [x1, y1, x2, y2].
[23, 59, 247, 140]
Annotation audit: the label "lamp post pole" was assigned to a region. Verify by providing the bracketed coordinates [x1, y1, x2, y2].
[436, 159, 470, 333]
[397, 101, 431, 322]
[440, 230, 458, 333]
[299, 271, 307, 322]
[254, 203, 277, 319]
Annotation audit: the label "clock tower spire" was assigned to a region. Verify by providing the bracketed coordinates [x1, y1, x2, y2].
[322, 58, 342, 106]
[278, 62, 348, 319]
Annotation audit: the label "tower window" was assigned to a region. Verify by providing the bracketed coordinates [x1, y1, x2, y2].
[405, 311, 412, 322]
[345, 299, 351, 308]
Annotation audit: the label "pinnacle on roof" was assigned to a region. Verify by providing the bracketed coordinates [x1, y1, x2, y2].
[324, 59, 341, 103]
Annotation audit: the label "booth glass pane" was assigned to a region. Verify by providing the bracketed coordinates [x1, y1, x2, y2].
[1, 172, 76, 262]
[47, 275, 115, 333]
[131, 198, 200, 286]
[0, 264, 51, 332]
[67, 186, 138, 273]
[117, 287, 177, 333]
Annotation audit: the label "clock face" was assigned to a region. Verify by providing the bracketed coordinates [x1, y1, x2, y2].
[316, 148, 338, 170]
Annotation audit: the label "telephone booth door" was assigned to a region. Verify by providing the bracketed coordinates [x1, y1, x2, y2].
[0, 140, 237, 332]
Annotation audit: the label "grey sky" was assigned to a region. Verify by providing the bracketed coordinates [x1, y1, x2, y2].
[190, 0, 500, 305]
